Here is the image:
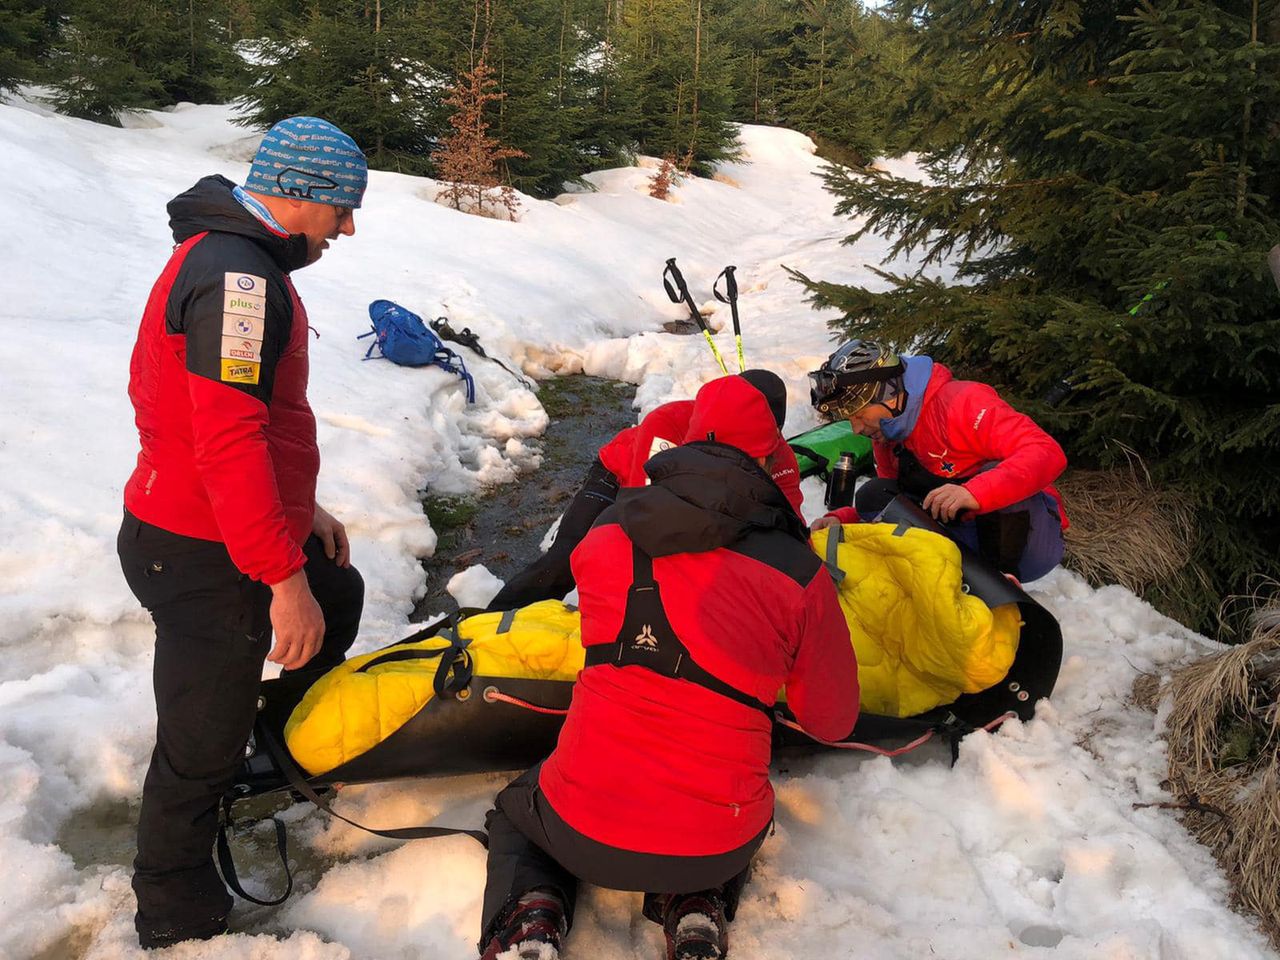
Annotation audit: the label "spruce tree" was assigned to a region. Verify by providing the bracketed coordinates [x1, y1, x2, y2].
[799, 0, 1280, 631]
[237, 0, 439, 173]
[43, 0, 242, 122]
[484, 0, 630, 197]
[0, 0, 61, 92]
[615, 0, 740, 174]
[44, 0, 181, 122]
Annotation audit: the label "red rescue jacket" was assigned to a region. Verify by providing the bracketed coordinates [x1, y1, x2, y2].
[599, 400, 805, 516]
[833, 362, 1068, 527]
[539, 443, 858, 856]
[123, 176, 318, 584]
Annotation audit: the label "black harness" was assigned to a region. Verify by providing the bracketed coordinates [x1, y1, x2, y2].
[583, 544, 775, 717]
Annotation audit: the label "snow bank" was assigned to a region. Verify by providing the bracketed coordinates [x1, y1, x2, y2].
[0, 94, 1273, 959]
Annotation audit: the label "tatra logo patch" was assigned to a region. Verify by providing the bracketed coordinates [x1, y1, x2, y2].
[221, 336, 262, 363]
[224, 272, 266, 297]
[222, 313, 263, 339]
[223, 289, 266, 318]
[221, 359, 261, 384]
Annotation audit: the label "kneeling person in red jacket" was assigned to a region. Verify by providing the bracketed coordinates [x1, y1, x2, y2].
[809, 340, 1068, 582]
[478, 375, 859, 960]
[486, 368, 803, 612]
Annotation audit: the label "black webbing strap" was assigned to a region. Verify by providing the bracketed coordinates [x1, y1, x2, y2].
[823, 523, 846, 584]
[829, 360, 905, 387]
[582, 546, 774, 718]
[263, 721, 488, 845]
[215, 797, 293, 906]
[788, 442, 830, 479]
[216, 631, 489, 905]
[354, 639, 474, 698]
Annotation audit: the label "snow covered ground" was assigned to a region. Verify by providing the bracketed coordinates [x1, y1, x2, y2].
[0, 93, 1274, 960]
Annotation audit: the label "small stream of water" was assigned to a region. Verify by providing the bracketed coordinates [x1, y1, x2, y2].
[413, 375, 637, 619]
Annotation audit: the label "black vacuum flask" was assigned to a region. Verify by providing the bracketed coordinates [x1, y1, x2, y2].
[824, 452, 859, 510]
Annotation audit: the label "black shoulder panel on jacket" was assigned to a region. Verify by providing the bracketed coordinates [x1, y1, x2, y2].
[725, 527, 824, 588]
[165, 232, 293, 405]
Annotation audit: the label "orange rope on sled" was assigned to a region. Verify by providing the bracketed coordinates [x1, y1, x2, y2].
[483, 686, 571, 716]
[775, 711, 1016, 757]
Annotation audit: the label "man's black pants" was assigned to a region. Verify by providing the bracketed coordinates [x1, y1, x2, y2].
[117, 511, 362, 945]
[480, 765, 764, 950]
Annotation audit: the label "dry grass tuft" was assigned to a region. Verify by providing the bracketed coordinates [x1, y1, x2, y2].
[1057, 453, 1198, 595]
[1131, 671, 1163, 711]
[1161, 597, 1280, 946]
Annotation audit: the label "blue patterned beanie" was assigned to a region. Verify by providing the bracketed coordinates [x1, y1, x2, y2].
[244, 117, 367, 208]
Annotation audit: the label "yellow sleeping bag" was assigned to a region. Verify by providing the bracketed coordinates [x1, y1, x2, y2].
[809, 524, 1021, 718]
[284, 601, 587, 777]
[285, 524, 1020, 775]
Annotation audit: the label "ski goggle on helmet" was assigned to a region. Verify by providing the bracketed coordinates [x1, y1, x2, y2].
[809, 340, 905, 419]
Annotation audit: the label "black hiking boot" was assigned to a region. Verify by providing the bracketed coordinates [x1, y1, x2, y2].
[137, 914, 227, 950]
[480, 889, 568, 960]
[661, 892, 728, 960]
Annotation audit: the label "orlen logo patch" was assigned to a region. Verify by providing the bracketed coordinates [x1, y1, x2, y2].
[222, 336, 262, 363]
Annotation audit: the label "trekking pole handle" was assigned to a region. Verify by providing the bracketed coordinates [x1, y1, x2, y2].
[663, 258, 691, 305]
[665, 257, 728, 373]
[713, 265, 738, 305]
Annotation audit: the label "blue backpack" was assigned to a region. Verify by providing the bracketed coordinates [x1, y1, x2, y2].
[359, 300, 475, 402]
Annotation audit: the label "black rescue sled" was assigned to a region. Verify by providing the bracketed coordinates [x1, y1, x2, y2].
[233, 497, 1061, 802]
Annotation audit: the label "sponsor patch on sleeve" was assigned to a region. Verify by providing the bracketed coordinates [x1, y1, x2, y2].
[224, 272, 267, 297]
[221, 336, 263, 364]
[222, 313, 264, 339]
[221, 359, 261, 385]
[647, 435, 679, 458]
[223, 288, 266, 319]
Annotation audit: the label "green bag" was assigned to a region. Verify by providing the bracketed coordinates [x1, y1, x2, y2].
[787, 420, 874, 480]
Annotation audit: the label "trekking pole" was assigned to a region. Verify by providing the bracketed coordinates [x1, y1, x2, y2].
[663, 258, 729, 375]
[713, 265, 745, 372]
[1269, 244, 1280, 295]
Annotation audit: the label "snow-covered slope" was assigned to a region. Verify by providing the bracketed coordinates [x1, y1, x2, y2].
[0, 95, 1273, 960]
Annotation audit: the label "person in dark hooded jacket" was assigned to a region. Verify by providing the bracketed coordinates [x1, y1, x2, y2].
[117, 117, 367, 948]
[486, 369, 804, 612]
[477, 375, 859, 960]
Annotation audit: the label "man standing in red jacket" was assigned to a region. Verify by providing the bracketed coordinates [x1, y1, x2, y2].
[117, 117, 367, 948]
[478, 375, 859, 960]
[809, 340, 1067, 582]
[486, 369, 804, 611]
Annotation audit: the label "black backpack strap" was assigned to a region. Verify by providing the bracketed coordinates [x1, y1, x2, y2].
[583, 545, 774, 717]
